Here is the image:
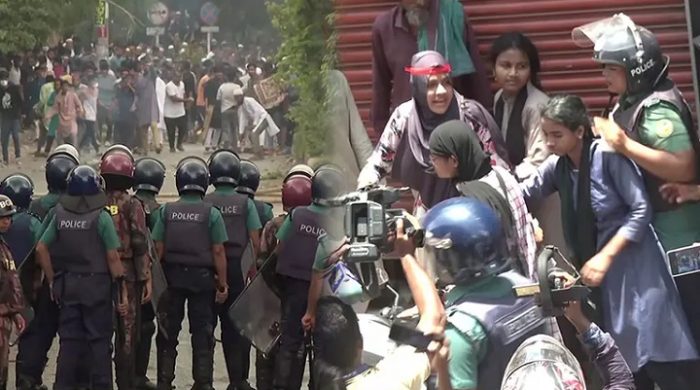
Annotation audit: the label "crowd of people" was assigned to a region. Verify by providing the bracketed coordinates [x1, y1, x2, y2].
[0, 37, 292, 166]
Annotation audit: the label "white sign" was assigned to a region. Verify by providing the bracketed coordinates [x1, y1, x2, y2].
[147, 2, 169, 26]
[146, 27, 166, 36]
[201, 26, 220, 33]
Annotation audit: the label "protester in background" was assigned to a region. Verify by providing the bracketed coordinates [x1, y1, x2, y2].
[217, 68, 243, 151]
[164, 68, 191, 153]
[55, 75, 83, 146]
[36, 74, 57, 157]
[97, 59, 117, 146]
[196, 61, 213, 135]
[114, 67, 136, 147]
[0, 69, 23, 166]
[370, 0, 492, 133]
[132, 60, 161, 155]
[204, 65, 224, 152]
[77, 72, 100, 156]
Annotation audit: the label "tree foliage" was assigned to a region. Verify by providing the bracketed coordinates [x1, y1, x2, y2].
[0, 0, 56, 53]
[267, 0, 336, 160]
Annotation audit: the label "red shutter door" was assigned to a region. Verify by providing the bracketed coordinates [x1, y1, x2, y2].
[335, 0, 694, 140]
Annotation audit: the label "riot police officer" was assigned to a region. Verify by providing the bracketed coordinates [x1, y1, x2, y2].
[133, 156, 166, 390]
[100, 145, 150, 390]
[17, 146, 81, 390]
[0, 195, 27, 390]
[255, 165, 313, 390]
[35, 165, 127, 390]
[237, 159, 274, 227]
[204, 149, 262, 390]
[152, 156, 229, 390]
[273, 166, 346, 390]
[0, 174, 42, 268]
[421, 197, 550, 390]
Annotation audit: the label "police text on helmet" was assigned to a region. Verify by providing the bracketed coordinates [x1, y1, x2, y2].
[630, 58, 656, 77]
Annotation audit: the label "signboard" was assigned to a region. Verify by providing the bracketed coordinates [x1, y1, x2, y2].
[200, 26, 220, 33]
[200, 2, 220, 26]
[147, 2, 169, 26]
[146, 27, 166, 36]
[96, 0, 108, 26]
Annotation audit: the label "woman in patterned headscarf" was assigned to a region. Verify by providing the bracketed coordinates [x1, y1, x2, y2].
[358, 50, 509, 214]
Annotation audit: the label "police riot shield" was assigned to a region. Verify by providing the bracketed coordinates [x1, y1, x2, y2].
[147, 234, 170, 340]
[229, 256, 281, 355]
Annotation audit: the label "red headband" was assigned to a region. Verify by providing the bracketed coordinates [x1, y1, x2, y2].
[404, 64, 452, 76]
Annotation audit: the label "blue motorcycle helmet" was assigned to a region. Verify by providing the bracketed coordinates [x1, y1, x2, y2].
[422, 197, 511, 285]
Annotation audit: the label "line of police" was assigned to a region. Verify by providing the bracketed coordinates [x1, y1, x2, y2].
[0, 142, 334, 390]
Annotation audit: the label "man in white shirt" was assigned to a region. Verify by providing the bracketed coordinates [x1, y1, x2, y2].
[238, 95, 280, 158]
[217, 69, 243, 151]
[164, 69, 192, 152]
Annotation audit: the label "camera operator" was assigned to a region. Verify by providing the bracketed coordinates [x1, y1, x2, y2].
[502, 299, 634, 390]
[422, 197, 553, 390]
[311, 218, 452, 390]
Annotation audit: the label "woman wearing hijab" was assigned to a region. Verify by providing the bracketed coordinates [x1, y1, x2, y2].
[358, 50, 509, 213]
[521, 95, 698, 388]
[429, 119, 537, 277]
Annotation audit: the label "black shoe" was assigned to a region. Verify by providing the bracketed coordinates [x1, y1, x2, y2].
[177, 145, 185, 152]
[169, 147, 176, 153]
[233, 382, 256, 390]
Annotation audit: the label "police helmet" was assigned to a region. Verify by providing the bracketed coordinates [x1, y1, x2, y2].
[49, 144, 80, 165]
[0, 195, 17, 218]
[282, 175, 312, 212]
[100, 152, 135, 178]
[46, 155, 79, 193]
[134, 157, 166, 194]
[573, 13, 667, 95]
[311, 166, 346, 205]
[284, 164, 314, 182]
[0, 173, 34, 210]
[101, 144, 135, 163]
[501, 335, 584, 390]
[422, 197, 510, 285]
[237, 160, 261, 196]
[208, 149, 241, 186]
[66, 166, 103, 196]
[175, 156, 209, 195]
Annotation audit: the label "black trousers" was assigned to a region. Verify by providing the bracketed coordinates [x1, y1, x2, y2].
[217, 257, 251, 386]
[273, 275, 310, 390]
[156, 286, 216, 387]
[165, 115, 187, 150]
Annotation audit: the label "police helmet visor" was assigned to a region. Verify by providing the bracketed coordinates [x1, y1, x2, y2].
[572, 13, 638, 49]
[102, 144, 134, 163]
[501, 335, 584, 390]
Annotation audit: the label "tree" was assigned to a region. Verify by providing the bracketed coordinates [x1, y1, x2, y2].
[267, 0, 336, 160]
[0, 0, 56, 53]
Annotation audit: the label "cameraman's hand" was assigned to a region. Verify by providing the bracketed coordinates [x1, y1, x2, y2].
[395, 219, 416, 258]
[563, 300, 591, 334]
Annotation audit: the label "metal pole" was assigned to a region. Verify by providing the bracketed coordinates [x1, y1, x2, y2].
[207, 32, 212, 53]
[685, 0, 700, 122]
[155, 33, 160, 48]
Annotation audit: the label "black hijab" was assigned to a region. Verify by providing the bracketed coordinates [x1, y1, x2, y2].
[428, 119, 492, 182]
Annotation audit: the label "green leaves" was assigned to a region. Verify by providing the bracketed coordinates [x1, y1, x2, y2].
[267, 0, 336, 161]
[0, 0, 54, 52]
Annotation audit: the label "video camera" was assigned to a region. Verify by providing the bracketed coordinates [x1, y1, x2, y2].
[513, 246, 592, 317]
[327, 185, 423, 263]
[325, 185, 423, 297]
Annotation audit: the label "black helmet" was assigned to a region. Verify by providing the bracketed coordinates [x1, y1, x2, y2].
[573, 13, 667, 95]
[208, 149, 241, 186]
[66, 166, 103, 196]
[46, 155, 79, 193]
[175, 156, 209, 195]
[0, 195, 17, 218]
[134, 157, 166, 193]
[311, 166, 345, 205]
[0, 173, 34, 210]
[237, 160, 260, 196]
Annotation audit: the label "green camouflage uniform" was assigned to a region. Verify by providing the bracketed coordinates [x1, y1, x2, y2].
[0, 239, 25, 389]
[106, 190, 149, 390]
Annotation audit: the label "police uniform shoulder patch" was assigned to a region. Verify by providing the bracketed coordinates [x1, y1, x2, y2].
[107, 204, 119, 215]
[656, 119, 674, 139]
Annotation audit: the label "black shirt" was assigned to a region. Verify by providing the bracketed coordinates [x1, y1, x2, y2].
[0, 84, 23, 119]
